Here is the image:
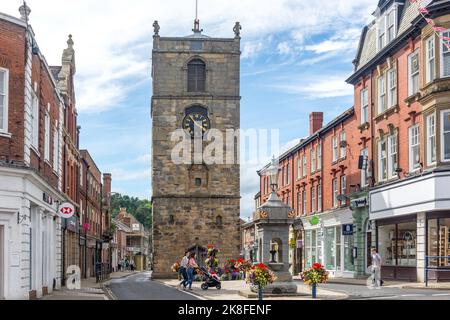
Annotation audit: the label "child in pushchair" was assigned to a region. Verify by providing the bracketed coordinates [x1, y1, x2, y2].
[200, 267, 222, 290]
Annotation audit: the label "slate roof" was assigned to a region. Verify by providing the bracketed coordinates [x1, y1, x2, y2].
[348, 0, 447, 83]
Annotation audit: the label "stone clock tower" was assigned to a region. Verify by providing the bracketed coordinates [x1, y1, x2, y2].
[151, 19, 242, 278]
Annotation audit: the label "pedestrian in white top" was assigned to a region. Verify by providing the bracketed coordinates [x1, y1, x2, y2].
[178, 251, 190, 290]
[371, 247, 383, 289]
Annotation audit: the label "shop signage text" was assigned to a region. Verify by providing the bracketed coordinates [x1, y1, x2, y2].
[351, 197, 368, 208]
[343, 224, 354, 236]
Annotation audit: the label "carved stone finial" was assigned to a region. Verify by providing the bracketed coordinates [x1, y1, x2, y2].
[67, 34, 74, 49]
[153, 20, 160, 37]
[233, 22, 242, 38]
[19, 1, 31, 22]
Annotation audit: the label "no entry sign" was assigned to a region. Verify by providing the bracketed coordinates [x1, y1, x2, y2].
[58, 203, 75, 219]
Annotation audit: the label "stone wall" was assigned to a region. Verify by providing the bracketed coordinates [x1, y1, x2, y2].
[151, 33, 241, 278]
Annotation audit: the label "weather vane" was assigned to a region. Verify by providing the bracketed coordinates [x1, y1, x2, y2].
[193, 0, 203, 33]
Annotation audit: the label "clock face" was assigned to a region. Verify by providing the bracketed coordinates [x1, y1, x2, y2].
[182, 111, 211, 137]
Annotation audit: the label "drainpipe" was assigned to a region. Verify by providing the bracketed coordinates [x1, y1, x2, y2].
[61, 136, 67, 287]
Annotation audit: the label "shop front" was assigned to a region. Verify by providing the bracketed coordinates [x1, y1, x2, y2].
[302, 208, 357, 278]
[427, 212, 450, 282]
[0, 166, 63, 299]
[369, 170, 450, 282]
[376, 216, 418, 281]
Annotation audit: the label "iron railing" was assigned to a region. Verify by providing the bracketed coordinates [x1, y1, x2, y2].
[95, 263, 111, 283]
[425, 256, 450, 287]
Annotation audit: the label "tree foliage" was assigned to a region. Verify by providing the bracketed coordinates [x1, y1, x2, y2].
[111, 194, 152, 230]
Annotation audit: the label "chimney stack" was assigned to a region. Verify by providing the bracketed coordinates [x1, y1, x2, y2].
[103, 173, 112, 198]
[310, 112, 324, 136]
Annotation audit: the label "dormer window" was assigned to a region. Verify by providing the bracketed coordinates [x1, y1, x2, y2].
[378, 7, 397, 51]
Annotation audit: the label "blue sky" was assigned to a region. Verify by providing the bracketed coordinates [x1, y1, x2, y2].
[2, 0, 377, 218]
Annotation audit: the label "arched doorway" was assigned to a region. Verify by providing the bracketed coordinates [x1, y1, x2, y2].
[186, 245, 208, 267]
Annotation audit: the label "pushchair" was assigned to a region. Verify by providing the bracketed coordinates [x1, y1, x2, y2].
[200, 267, 222, 290]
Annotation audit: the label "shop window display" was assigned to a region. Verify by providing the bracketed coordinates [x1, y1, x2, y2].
[344, 234, 355, 272]
[305, 229, 321, 268]
[378, 222, 417, 267]
[428, 218, 450, 267]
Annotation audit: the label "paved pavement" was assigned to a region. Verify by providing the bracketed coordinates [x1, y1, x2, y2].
[318, 282, 450, 300]
[107, 272, 200, 300]
[159, 279, 348, 300]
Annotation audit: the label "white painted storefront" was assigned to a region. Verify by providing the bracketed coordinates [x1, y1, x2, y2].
[370, 171, 450, 282]
[302, 207, 357, 279]
[0, 166, 63, 300]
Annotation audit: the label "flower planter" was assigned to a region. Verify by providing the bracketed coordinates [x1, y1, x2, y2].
[311, 284, 317, 299]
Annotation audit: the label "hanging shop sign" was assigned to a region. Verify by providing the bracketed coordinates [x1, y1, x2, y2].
[57, 202, 75, 219]
[310, 216, 320, 226]
[342, 224, 354, 236]
[351, 197, 368, 208]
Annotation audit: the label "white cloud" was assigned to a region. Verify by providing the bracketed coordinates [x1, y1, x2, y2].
[1, 0, 374, 113]
[272, 75, 354, 99]
[277, 42, 291, 55]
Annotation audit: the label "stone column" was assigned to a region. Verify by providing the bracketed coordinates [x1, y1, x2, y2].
[416, 212, 426, 283]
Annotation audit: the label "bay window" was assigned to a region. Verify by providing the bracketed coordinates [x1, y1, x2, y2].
[408, 50, 420, 96]
[441, 30, 450, 78]
[378, 138, 388, 181]
[378, 74, 387, 114]
[388, 68, 397, 108]
[361, 88, 369, 124]
[426, 36, 436, 83]
[409, 125, 420, 171]
[0, 68, 8, 133]
[427, 113, 436, 165]
[441, 110, 450, 162]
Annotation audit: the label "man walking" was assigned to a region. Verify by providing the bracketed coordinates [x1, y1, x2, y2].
[178, 251, 190, 290]
[371, 247, 383, 289]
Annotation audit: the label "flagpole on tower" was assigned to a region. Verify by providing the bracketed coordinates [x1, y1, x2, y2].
[193, 0, 202, 33]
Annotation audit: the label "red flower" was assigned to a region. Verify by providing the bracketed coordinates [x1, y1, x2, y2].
[313, 263, 323, 270]
[208, 245, 215, 249]
[257, 263, 268, 270]
[237, 258, 244, 263]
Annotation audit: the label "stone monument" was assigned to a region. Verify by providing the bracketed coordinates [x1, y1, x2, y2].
[253, 158, 298, 295]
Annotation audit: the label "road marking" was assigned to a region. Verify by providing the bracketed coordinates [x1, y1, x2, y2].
[432, 293, 450, 297]
[157, 281, 207, 301]
[400, 294, 426, 297]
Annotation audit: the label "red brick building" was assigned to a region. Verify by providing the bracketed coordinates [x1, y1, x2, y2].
[0, 5, 66, 299]
[255, 0, 450, 283]
[258, 108, 363, 277]
[0, 4, 113, 298]
[347, 0, 450, 282]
